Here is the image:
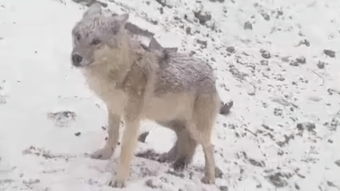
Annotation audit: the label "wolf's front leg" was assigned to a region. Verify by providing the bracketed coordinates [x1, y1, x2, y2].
[109, 118, 140, 188]
[91, 113, 120, 159]
[109, 95, 142, 188]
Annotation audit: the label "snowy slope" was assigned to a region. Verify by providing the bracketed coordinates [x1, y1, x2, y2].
[0, 0, 339, 190]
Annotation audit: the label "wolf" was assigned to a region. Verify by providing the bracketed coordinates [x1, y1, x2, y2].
[71, 4, 220, 187]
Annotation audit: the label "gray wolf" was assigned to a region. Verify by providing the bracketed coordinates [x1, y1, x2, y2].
[71, 4, 220, 187]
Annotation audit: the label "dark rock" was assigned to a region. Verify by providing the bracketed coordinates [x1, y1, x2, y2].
[298, 39, 310, 47]
[22, 146, 74, 160]
[244, 21, 253, 30]
[277, 134, 294, 147]
[155, 0, 172, 8]
[226, 46, 235, 53]
[47, 111, 76, 127]
[275, 75, 285, 81]
[262, 124, 274, 131]
[23, 179, 40, 187]
[295, 56, 306, 64]
[295, 183, 300, 190]
[220, 101, 233, 115]
[72, 0, 107, 7]
[138, 131, 149, 143]
[260, 60, 269, 65]
[149, 19, 158, 25]
[317, 61, 326, 69]
[145, 179, 160, 189]
[273, 108, 283, 116]
[276, 10, 284, 18]
[327, 181, 336, 187]
[74, 132, 81, 136]
[0, 179, 14, 184]
[261, 13, 270, 21]
[281, 56, 290, 62]
[197, 39, 207, 48]
[159, 7, 164, 14]
[289, 61, 299, 66]
[260, 49, 271, 59]
[296, 122, 316, 132]
[268, 173, 288, 187]
[248, 158, 265, 167]
[324, 49, 336, 58]
[210, 0, 225, 2]
[219, 186, 228, 191]
[194, 11, 212, 25]
[0, 95, 7, 104]
[215, 166, 223, 178]
[335, 160, 340, 167]
[229, 65, 248, 81]
[329, 115, 340, 131]
[185, 27, 191, 35]
[327, 88, 340, 96]
[166, 170, 184, 178]
[136, 149, 160, 161]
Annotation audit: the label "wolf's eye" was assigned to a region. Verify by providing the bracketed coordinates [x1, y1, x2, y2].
[91, 38, 101, 45]
[75, 33, 81, 41]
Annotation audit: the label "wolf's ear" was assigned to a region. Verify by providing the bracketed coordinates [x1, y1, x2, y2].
[116, 13, 129, 25]
[83, 3, 102, 18]
[108, 13, 129, 35]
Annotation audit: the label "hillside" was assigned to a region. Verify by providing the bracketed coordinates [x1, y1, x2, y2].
[0, 0, 339, 190]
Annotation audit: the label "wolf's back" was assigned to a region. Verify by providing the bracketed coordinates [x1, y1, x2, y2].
[154, 51, 216, 95]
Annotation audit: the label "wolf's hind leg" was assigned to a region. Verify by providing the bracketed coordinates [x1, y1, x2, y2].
[157, 120, 197, 169]
[172, 128, 197, 170]
[190, 94, 219, 184]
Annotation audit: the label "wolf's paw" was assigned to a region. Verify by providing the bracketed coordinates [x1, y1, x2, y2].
[201, 176, 215, 184]
[108, 179, 126, 188]
[172, 157, 188, 171]
[158, 152, 176, 163]
[90, 147, 113, 160]
[157, 146, 177, 163]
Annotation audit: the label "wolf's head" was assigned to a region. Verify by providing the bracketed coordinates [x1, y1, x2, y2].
[71, 4, 129, 67]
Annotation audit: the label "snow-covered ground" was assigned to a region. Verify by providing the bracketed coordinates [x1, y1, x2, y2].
[0, 0, 339, 190]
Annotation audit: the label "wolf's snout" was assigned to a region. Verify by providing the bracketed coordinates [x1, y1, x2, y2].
[72, 54, 83, 66]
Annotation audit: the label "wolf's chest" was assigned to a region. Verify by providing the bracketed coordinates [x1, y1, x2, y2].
[83, 70, 127, 114]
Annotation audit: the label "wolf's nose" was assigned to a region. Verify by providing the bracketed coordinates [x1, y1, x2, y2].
[72, 54, 82, 66]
